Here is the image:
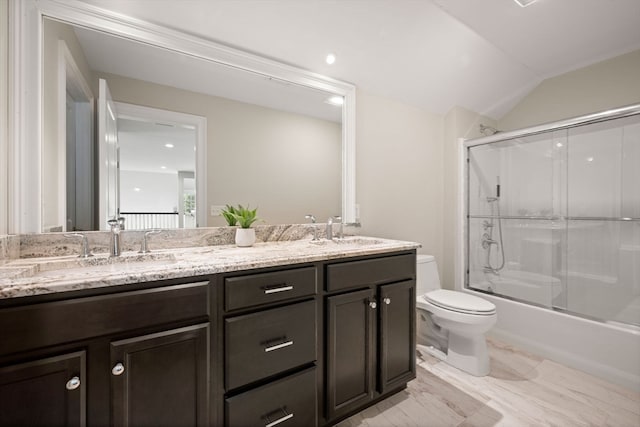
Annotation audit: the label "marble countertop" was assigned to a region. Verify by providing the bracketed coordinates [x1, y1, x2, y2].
[0, 236, 419, 299]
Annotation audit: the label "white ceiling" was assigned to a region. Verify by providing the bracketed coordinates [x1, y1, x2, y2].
[78, 0, 640, 120]
[72, 26, 343, 123]
[117, 118, 196, 174]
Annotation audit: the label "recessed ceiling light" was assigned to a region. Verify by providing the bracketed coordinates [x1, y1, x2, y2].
[513, 0, 538, 7]
[556, 142, 563, 148]
[586, 157, 594, 162]
[326, 53, 336, 65]
[133, 187, 141, 192]
[164, 143, 174, 148]
[160, 166, 167, 169]
[325, 96, 344, 106]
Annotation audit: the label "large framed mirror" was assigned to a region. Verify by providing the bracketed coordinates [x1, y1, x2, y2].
[8, 0, 356, 233]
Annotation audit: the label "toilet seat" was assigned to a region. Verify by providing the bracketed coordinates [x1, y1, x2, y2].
[424, 290, 496, 315]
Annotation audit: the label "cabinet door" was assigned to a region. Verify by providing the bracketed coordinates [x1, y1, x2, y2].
[326, 288, 375, 420]
[379, 280, 416, 393]
[0, 351, 86, 427]
[110, 323, 209, 427]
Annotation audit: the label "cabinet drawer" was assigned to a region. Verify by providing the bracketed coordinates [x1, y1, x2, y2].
[0, 281, 210, 355]
[225, 300, 316, 390]
[225, 267, 316, 311]
[226, 367, 317, 427]
[326, 253, 415, 292]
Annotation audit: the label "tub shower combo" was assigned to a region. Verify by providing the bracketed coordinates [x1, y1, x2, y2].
[465, 105, 640, 330]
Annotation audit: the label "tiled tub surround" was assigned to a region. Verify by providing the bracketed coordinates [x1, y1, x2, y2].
[0, 231, 419, 299]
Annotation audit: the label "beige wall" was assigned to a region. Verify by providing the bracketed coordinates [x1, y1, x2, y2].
[0, 0, 8, 235]
[356, 90, 445, 269]
[98, 72, 342, 226]
[42, 18, 95, 231]
[499, 49, 640, 131]
[353, 91, 496, 288]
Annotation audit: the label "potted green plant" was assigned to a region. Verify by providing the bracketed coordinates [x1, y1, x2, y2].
[230, 204, 259, 247]
[220, 204, 238, 226]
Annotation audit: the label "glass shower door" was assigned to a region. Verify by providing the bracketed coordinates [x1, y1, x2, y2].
[565, 116, 640, 326]
[466, 131, 567, 309]
[465, 110, 640, 327]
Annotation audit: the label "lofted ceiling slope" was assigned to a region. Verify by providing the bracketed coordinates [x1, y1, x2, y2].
[77, 0, 640, 120]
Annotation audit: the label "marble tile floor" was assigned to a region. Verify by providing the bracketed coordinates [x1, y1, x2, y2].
[337, 337, 640, 427]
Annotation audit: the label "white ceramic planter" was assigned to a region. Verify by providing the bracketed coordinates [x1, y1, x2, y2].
[235, 228, 256, 247]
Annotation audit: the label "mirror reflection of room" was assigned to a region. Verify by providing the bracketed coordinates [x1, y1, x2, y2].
[117, 113, 198, 230]
[43, 17, 342, 232]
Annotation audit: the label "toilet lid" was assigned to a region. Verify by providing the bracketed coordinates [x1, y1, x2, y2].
[424, 290, 496, 315]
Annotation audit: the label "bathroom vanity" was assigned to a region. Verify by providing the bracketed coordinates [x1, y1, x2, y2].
[0, 236, 418, 426]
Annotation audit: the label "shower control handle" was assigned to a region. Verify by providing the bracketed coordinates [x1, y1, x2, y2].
[482, 233, 497, 249]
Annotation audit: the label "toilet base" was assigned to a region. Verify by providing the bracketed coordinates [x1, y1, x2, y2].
[417, 343, 446, 362]
[446, 332, 491, 376]
[417, 332, 491, 377]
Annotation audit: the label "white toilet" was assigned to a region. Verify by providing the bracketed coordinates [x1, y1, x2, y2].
[416, 255, 497, 376]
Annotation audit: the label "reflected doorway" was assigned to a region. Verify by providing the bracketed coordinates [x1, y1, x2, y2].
[115, 103, 206, 230]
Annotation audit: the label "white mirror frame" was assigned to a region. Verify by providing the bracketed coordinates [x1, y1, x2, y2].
[8, 0, 356, 233]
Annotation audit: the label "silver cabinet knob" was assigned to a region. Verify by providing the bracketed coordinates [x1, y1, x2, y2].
[65, 376, 80, 390]
[369, 301, 377, 309]
[384, 297, 391, 305]
[112, 362, 125, 376]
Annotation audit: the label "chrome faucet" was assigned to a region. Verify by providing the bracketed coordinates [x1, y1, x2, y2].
[333, 216, 343, 239]
[64, 233, 93, 258]
[107, 217, 125, 257]
[305, 214, 318, 241]
[139, 229, 161, 253]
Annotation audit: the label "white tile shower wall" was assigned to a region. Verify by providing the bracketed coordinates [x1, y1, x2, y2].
[568, 123, 623, 218]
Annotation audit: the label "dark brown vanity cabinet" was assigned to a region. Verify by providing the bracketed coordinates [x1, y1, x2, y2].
[324, 253, 416, 423]
[223, 266, 319, 427]
[0, 351, 86, 427]
[110, 323, 210, 427]
[0, 280, 212, 426]
[0, 249, 416, 427]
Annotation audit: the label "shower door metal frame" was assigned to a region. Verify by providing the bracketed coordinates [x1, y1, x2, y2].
[460, 102, 640, 312]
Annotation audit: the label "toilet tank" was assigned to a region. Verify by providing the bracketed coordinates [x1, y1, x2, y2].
[416, 254, 441, 295]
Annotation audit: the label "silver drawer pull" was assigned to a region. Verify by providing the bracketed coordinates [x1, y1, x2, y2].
[264, 285, 294, 294]
[264, 340, 294, 352]
[265, 413, 293, 427]
[65, 376, 80, 391]
[112, 362, 125, 376]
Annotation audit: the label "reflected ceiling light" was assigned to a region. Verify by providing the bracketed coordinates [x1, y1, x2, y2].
[586, 157, 594, 162]
[133, 187, 141, 192]
[325, 53, 336, 65]
[556, 142, 563, 148]
[325, 96, 344, 106]
[513, 0, 538, 7]
[160, 166, 167, 169]
[164, 143, 174, 148]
